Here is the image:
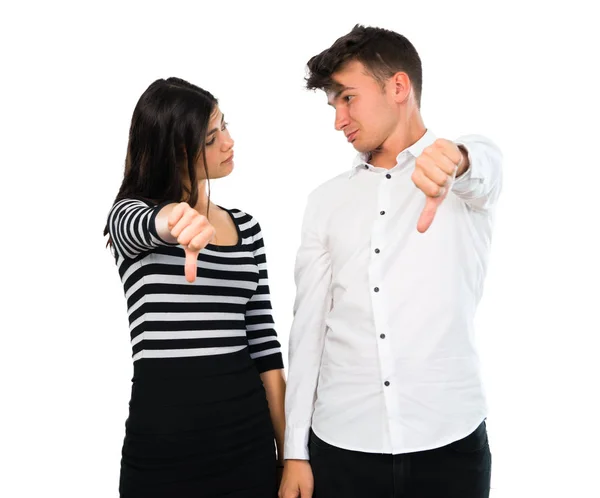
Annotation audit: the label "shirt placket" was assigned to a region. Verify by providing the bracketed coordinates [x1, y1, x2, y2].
[368, 169, 401, 453]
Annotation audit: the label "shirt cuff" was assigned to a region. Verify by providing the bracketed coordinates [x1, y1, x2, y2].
[284, 425, 311, 460]
[451, 143, 484, 195]
[149, 200, 181, 246]
[253, 351, 284, 373]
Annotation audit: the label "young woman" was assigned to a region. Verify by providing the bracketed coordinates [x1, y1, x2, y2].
[104, 77, 286, 497]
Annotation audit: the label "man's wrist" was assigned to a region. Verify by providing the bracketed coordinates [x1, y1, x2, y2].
[456, 144, 470, 177]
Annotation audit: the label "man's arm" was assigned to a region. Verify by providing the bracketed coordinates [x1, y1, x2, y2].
[453, 134, 503, 212]
[413, 135, 503, 232]
[280, 193, 333, 498]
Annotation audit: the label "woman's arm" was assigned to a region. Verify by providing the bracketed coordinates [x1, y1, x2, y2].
[261, 369, 286, 464]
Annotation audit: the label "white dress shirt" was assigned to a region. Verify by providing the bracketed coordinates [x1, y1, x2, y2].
[284, 130, 503, 459]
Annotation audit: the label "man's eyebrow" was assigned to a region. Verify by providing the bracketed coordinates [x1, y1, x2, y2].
[327, 86, 355, 106]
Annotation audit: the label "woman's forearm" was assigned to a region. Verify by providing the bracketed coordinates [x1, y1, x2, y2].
[260, 368, 286, 463]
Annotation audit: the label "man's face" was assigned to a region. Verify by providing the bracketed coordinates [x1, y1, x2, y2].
[327, 60, 399, 154]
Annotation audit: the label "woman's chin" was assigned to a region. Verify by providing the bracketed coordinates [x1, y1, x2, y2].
[213, 162, 234, 179]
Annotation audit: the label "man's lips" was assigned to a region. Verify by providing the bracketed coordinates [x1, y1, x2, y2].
[346, 131, 358, 142]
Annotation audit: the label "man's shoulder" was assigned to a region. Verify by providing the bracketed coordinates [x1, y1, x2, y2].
[307, 170, 351, 204]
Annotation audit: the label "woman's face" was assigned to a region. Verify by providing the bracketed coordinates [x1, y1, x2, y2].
[196, 106, 235, 180]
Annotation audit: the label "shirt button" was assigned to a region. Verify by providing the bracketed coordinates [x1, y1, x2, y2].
[384, 381, 390, 386]
[364, 165, 369, 169]
[386, 174, 391, 179]
[380, 211, 386, 215]
[374, 287, 380, 293]
[380, 334, 386, 339]
[374, 248, 380, 254]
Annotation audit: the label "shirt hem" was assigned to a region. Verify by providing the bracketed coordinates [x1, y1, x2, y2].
[312, 414, 487, 455]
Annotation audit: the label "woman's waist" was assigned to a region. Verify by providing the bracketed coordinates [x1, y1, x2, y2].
[126, 373, 270, 434]
[130, 350, 262, 401]
[131, 346, 255, 379]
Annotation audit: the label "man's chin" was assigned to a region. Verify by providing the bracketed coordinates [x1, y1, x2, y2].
[351, 141, 372, 154]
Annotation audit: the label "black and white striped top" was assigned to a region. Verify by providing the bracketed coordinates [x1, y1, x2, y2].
[107, 198, 284, 373]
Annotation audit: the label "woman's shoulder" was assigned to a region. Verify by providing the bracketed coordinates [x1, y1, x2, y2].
[220, 206, 263, 241]
[219, 206, 258, 225]
[110, 196, 159, 212]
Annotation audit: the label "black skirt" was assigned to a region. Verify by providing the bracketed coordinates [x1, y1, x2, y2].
[119, 349, 277, 497]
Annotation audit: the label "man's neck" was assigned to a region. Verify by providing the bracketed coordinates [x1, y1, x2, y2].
[370, 112, 426, 170]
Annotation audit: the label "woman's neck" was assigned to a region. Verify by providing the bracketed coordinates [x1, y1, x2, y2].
[192, 180, 215, 215]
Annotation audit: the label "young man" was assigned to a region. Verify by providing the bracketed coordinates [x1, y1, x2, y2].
[279, 25, 502, 498]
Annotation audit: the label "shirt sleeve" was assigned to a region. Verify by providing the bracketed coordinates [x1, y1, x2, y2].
[244, 217, 285, 373]
[284, 193, 333, 460]
[106, 198, 179, 260]
[452, 134, 503, 212]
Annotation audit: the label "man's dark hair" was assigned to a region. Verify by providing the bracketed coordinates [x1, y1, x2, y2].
[306, 24, 423, 106]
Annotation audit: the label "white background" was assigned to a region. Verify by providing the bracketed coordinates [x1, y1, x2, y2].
[2, 1, 599, 497]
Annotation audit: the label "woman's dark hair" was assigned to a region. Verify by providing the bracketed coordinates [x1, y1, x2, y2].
[306, 24, 423, 106]
[104, 77, 218, 239]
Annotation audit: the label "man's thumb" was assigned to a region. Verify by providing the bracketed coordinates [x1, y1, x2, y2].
[417, 195, 441, 233]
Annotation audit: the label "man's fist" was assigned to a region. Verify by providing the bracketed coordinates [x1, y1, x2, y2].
[412, 138, 467, 233]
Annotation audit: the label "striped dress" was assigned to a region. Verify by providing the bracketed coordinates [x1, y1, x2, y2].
[107, 198, 284, 498]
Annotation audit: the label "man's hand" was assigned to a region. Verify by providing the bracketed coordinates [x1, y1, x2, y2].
[278, 460, 314, 498]
[412, 138, 468, 233]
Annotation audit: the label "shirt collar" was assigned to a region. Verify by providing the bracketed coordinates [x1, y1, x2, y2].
[349, 129, 437, 178]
